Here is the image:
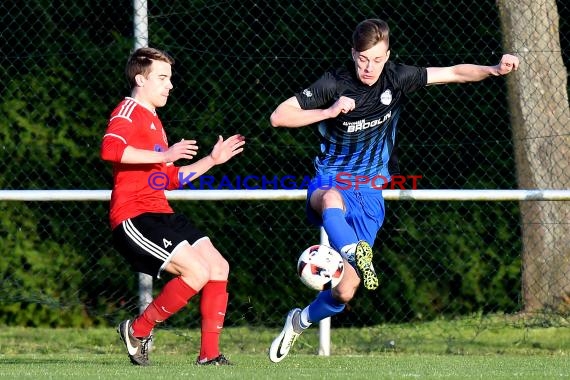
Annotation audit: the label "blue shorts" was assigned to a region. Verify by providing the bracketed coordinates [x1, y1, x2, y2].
[305, 177, 386, 246]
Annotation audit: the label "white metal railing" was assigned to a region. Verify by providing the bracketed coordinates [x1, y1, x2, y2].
[2, 188, 569, 355]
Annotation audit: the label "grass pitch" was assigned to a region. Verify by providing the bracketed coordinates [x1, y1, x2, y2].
[1, 314, 570, 379]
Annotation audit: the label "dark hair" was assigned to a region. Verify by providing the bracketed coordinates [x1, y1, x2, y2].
[352, 19, 390, 52]
[125, 47, 174, 90]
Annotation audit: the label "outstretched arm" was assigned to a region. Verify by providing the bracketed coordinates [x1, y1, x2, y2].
[426, 54, 519, 85]
[270, 97, 329, 128]
[101, 136, 198, 164]
[270, 96, 356, 128]
[119, 139, 198, 164]
[177, 134, 245, 181]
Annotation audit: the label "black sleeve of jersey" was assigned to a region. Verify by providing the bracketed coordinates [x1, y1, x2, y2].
[294, 71, 338, 110]
[390, 64, 428, 94]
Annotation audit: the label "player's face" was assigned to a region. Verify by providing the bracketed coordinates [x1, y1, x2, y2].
[136, 60, 173, 109]
[352, 41, 390, 86]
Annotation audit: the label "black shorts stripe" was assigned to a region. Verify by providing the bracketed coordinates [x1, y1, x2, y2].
[112, 212, 206, 277]
[123, 218, 170, 261]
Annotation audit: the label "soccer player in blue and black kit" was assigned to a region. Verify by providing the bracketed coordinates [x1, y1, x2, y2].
[268, 18, 519, 362]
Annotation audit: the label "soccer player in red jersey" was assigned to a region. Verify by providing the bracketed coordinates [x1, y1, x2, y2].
[101, 47, 245, 366]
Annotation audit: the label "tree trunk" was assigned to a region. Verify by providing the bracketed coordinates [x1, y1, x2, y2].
[497, 0, 570, 312]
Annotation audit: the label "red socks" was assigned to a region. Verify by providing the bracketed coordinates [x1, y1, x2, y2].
[132, 276, 197, 338]
[199, 280, 229, 360]
[130, 277, 228, 361]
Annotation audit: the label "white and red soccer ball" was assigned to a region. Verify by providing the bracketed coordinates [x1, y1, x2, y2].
[297, 244, 345, 291]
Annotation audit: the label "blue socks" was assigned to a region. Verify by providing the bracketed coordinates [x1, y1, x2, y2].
[300, 208, 354, 324]
[322, 208, 358, 252]
[307, 289, 346, 322]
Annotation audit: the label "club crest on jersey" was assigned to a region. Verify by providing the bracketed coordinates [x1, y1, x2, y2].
[380, 90, 392, 105]
[302, 88, 313, 98]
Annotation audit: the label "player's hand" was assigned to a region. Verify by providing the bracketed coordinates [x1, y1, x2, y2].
[164, 139, 198, 164]
[497, 54, 519, 75]
[327, 96, 355, 118]
[209, 134, 246, 165]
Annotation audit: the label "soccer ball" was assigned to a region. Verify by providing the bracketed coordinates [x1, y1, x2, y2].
[297, 244, 345, 291]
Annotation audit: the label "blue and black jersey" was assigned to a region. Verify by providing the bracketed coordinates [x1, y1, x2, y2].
[295, 61, 427, 186]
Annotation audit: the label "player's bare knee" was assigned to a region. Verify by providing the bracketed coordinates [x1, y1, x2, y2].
[212, 257, 230, 278]
[321, 189, 344, 209]
[332, 290, 355, 304]
[180, 270, 209, 289]
[332, 286, 356, 303]
[204, 247, 229, 277]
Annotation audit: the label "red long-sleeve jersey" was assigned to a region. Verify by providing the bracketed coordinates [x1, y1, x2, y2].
[101, 97, 180, 229]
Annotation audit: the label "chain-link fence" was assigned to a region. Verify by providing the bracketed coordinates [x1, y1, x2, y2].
[1, 0, 569, 343]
